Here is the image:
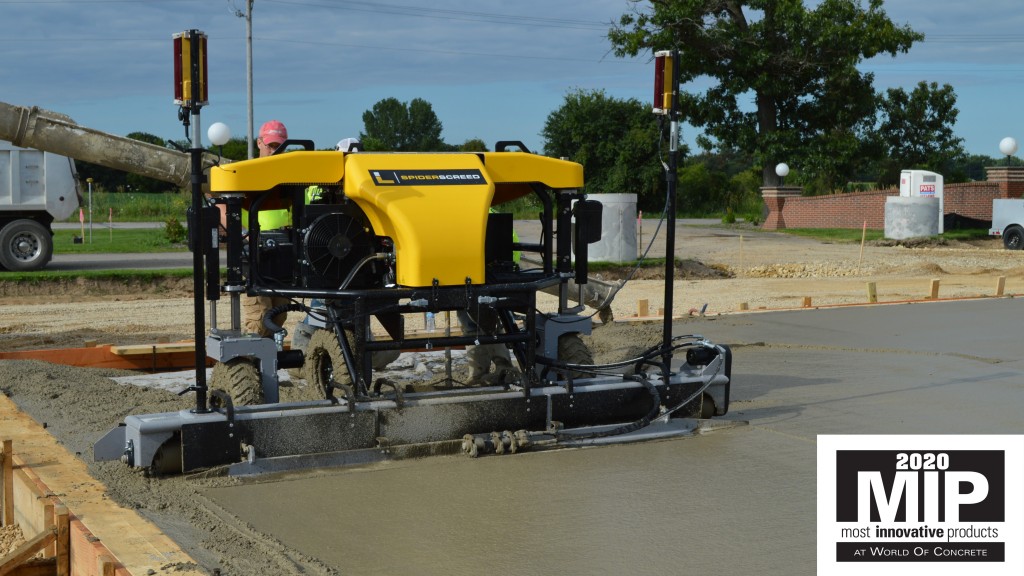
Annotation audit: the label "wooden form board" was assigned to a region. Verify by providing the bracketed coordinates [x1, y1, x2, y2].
[0, 396, 202, 575]
[0, 344, 210, 372]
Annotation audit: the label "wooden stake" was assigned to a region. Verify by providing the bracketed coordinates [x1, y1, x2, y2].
[638, 299, 649, 317]
[929, 278, 940, 300]
[997, 276, 1006, 297]
[866, 282, 878, 303]
[857, 221, 867, 273]
[43, 501, 55, 557]
[739, 235, 744, 275]
[2, 440, 12, 527]
[55, 505, 68, 576]
[98, 554, 117, 576]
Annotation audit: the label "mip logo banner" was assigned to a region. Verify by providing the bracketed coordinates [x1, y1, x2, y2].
[818, 435, 1023, 575]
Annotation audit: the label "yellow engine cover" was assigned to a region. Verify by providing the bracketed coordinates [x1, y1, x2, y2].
[209, 149, 584, 289]
[344, 154, 492, 287]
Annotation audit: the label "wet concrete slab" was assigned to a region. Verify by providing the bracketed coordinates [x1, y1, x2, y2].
[203, 299, 1024, 575]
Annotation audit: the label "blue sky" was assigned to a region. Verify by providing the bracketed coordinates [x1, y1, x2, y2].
[2, 0, 1024, 160]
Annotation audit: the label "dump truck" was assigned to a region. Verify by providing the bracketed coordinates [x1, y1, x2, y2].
[0, 139, 80, 270]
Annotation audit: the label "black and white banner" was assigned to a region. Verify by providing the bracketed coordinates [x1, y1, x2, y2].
[818, 435, 1023, 575]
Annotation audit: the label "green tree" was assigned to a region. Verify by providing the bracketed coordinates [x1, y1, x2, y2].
[609, 0, 922, 187]
[542, 88, 667, 211]
[458, 138, 489, 152]
[360, 97, 444, 151]
[872, 81, 966, 186]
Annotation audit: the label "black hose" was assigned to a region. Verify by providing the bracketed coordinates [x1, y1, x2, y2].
[555, 374, 661, 440]
[263, 302, 306, 334]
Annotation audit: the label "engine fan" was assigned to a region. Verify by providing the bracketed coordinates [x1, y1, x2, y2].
[302, 206, 375, 289]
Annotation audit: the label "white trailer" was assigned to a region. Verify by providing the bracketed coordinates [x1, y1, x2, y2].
[0, 140, 80, 270]
[989, 198, 1024, 250]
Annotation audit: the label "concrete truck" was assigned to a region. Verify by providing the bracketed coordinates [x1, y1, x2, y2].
[0, 139, 80, 270]
[0, 102, 226, 271]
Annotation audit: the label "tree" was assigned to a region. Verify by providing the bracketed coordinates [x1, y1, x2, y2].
[609, 0, 923, 187]
[542, 89, 667, 211]
[458, 138, 489, 152]
[360, 97, 444, 151]
[872, 81, 965, 186]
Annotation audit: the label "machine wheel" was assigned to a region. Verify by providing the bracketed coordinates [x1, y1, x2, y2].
[304, 328, 351, 399]
[150, 434, 183, 476]
[211, 358, 263, 405]
[700, 393, 716, 419]
[0, 219, 53, 271]
[558, 333, 593, 378]
[1004, 225, 1024, 250]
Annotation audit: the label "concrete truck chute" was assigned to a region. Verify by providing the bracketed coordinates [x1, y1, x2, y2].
[0, 100, 228, 271]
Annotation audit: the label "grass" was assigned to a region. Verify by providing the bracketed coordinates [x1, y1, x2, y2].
[54, 227, 188, 254]
[779, 227, 990, 243]
[779, 228, 885, 243]
[66, 191, 190, 222]
[1, 268, 194, 283]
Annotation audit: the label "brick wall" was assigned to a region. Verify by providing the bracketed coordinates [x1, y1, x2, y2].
[769, 182, 1001, 230]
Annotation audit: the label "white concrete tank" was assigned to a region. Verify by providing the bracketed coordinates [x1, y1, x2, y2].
[899, 169, 944, 233]
[587, 193, 637, 262]
[884, 196, 940, 240]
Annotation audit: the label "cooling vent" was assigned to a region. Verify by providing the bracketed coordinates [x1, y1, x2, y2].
[303, 211, 373, 288]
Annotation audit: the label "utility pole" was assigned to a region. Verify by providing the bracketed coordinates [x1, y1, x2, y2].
[230, 0, 256, 158]
[246, 0, 254, 159]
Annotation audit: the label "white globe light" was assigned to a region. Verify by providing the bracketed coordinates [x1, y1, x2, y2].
[775, 162, 790, 178]
[208, 122, 231, 146]
[999, 136, 1018, 157]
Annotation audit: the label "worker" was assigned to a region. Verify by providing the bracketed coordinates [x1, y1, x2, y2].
[290, 137, 397, 371]
[291, 137, 361, 352]
[460, 214, 521, 385]
[242, 120, 292, 336]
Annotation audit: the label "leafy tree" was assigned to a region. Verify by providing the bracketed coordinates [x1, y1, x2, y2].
[215, 137, 250, 161]
[360, 97, 444, 151]
[458, 138, 489, 152]
[542, 88, 667, 211]
[609, 0, 923, 187]
[872, 81, 966, 186]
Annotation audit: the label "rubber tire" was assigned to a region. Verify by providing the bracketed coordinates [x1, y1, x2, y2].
[0, 219, 53, 271]
[210, 358, 263, 405]
[557, 333, 593, 379]
[1004, 225, 1024, 250]
[304, 328, 352, 399]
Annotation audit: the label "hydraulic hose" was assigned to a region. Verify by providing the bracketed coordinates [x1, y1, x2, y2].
[555, 374, 661, 440]
[263, 302, 306, 334]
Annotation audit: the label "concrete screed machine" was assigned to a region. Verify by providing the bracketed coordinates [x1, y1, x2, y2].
[0, 100, 731, 474]
[94, 136, 733, 475]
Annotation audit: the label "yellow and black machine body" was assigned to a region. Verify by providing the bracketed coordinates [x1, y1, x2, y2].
[96, 139, 732, 475]
[207, 140, 606, 399]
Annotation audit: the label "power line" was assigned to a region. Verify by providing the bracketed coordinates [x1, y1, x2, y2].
[262, 0, 610, 31]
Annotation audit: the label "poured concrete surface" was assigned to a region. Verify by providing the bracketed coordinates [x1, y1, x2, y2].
[203, 299, 1024, 575]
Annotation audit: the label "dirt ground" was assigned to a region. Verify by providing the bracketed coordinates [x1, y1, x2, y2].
[1, 224, 1023, 574]
[1, 224, 1022, 352]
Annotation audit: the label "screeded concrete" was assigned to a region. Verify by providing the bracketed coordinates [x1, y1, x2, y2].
[203, 299, 1024, 575]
